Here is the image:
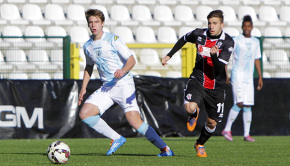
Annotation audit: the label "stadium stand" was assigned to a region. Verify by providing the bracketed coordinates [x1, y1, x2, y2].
[0, 0, 289, 79]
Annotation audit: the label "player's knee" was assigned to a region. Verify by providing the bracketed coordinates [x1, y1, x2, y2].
[79, 104, 100, 120]
[185, 102, 198, 114]
[207, 119, 217, 129]
[236, 102, 243, 108]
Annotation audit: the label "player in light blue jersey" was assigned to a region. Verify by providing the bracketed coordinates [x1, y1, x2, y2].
[78, 9, 173, 157]
[222, 15, 263, 142]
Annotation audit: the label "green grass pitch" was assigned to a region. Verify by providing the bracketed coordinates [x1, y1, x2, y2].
[0, 136, 289, 165]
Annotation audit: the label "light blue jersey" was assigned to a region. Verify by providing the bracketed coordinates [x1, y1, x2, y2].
[231, 34, 261, 84]
[83, 32, 133, 86]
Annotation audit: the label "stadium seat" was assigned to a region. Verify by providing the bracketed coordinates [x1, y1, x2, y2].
[8, 72, 29, 80]
[6, 49, 35, 70]
[200, 0, 220, 5]
[113, 26, 135, 43]
[263, 27, 284, 45]
[280, 6, 290, 23]
[0, 51, 13, 71]
[285, 27, 290, 43]
[6, 0, 26, 4]
[52, 72, 63, 79]
[136, 26, 157, 43]
[110, 5, 138, 26]
[25, 26, 54, 48]
[242, 0, 261, 5]
[139, 48, 161, 66]
[0, 4, 29, 25]
[174, 5, 202, 26]
[73, 0, 92, 4]
[144, 71, 162, 77]
[223, 27, 240, 37]
[268, 49, 289, 65]
[263, 71, 271, 78]
[0, 38, 11, 48]
[31, 72, 51, 80]
[94, 0, 114, 4]
[28, 0, 48, 3]
[262, 0, 281, 6]
[67, 4, 87, 25]
[251, 27, 262, 37]
[22, 4, 51, 25]
[180, 0, 199, 5]
[2, 26, 33, 48]
[157, 27, 177, 43]
[89, 5, 117, 26]
[28, 50, 58, 72]
[238, 6, 266, 27]
[131, 50, 146, 70]
[196, 6, 213, 23]
[259, 6, 287, 26]
[44, 4, 73, 26]
[159, 0, 177, 5]
[51, 0, 70, 3]
[46, 26, 67, 47]
[116, 0, 135, 4]
[274, 71, 290, 78]
[137, 0, 156, 5]
[132, 5, 160, 26]
[221, 0, 240, 5]
[218, 6, 241, 26]
[69, 26, 90, 46]
[166, 71, 182, 78]
[154, 5, 182, 26]
[50, 50, 63, 67]
[178, 27, 193, 38]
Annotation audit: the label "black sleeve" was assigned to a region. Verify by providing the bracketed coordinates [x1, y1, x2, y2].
[211, 53, 226, 76]
[167, 36, 187, 58]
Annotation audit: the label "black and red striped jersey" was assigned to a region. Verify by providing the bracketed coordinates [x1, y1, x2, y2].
[184, 28, 234, 90]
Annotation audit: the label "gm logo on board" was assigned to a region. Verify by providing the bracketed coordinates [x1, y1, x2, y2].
[0, 105, 44, 129]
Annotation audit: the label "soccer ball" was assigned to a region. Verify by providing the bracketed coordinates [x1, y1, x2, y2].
[47, 141, 71, 164]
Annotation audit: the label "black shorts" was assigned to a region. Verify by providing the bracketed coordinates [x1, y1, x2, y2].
[184, 78, 225, 122]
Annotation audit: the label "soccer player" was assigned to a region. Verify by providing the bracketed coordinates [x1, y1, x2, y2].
[78, 9, 174, 157]
[162, 10, 234, 157]
[222, 15, 263, 142]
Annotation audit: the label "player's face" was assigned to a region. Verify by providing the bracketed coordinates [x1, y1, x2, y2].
[208, 17, 224, 36]
[88, 16, 104, 40]
[242, 21, 253, 38]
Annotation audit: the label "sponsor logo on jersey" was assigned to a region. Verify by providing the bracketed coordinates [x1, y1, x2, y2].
[217, 42, 222, 48]
[186, 94, 192, 100]
[228, 47, 234, 52]
[197, 36, 202, 42]
[114, 36, 119, 41]
[198, 45, 203, 53]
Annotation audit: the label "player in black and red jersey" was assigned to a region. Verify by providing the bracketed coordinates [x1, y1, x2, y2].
[162, 10, 234, 157]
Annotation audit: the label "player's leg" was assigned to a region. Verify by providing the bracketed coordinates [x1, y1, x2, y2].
[243, 106, 255, 142]
[243, 83, 255, 142]
[125, 111, 174, 157]
[222, 103, 242, 141]
[184, 79, 203, 132]
[195, 117, 217, 157]
[222, 82, 243, 141]
[79, 90, 125, 155]
[185, 102, 199, 132]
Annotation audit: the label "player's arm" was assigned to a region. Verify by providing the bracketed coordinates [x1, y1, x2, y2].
[78, 64, 93, 106]
[115, 55, 136, 79]
[255, 59, 263, 90]
[210, 45, 226, 75]
[162, 36, 187, 66]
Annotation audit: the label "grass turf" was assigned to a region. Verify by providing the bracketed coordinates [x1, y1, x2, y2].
[0, 136, 289, 166]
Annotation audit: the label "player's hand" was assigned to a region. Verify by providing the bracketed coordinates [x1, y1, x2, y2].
[210, 45, 219, 55]
[114, 69, 125, 79]
[78, 89, 86, 106]
[161, 55, 170, 66]
[257, 78, 263, 91]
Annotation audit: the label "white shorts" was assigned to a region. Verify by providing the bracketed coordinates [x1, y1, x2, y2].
[85, 79, 140, 115]
[231, 81, 254, 106]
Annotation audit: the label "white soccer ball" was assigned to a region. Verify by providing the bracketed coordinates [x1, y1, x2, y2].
[47, 141, 71, 164]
